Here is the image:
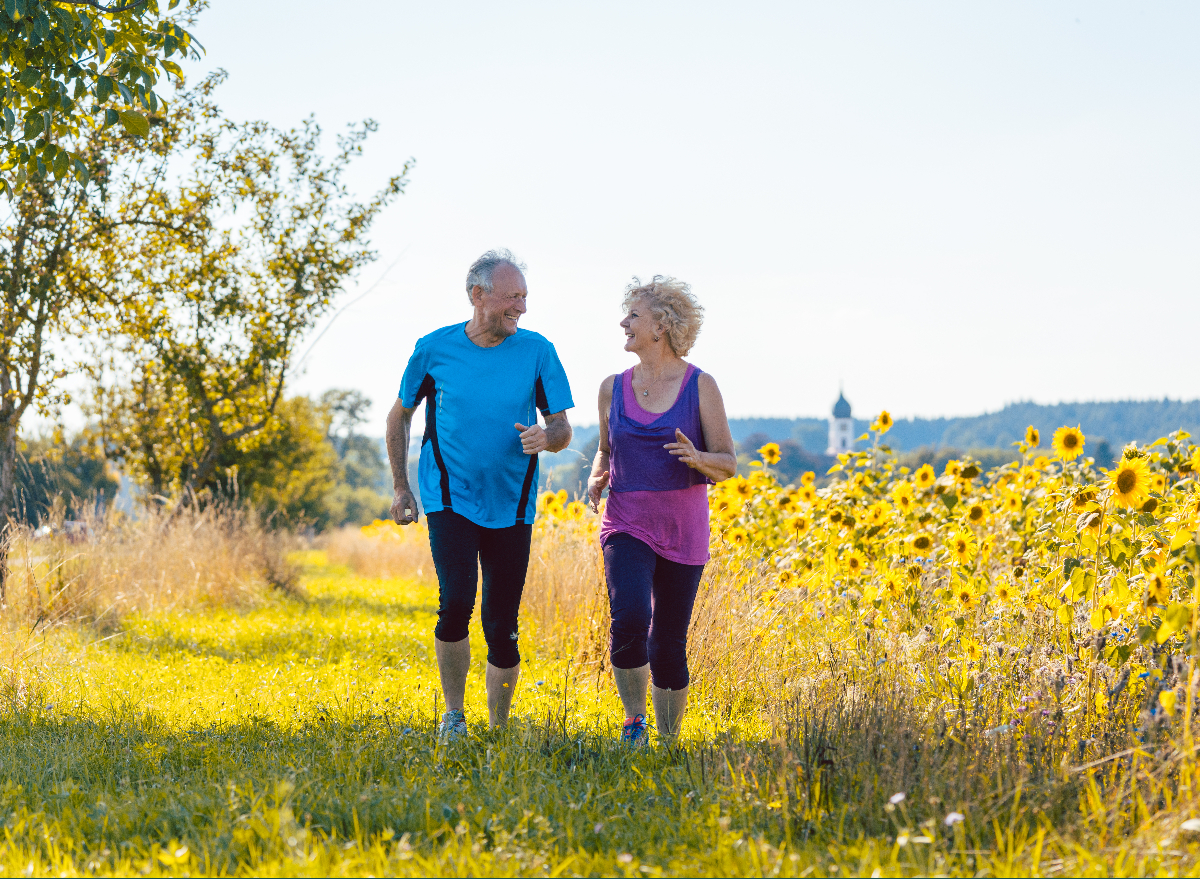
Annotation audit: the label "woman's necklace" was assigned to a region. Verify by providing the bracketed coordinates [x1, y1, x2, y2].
[638, 367, 671, 397]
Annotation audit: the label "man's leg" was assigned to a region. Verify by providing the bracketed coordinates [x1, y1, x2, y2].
[427, 511, 481, 718]
[479, 520, 533, 728]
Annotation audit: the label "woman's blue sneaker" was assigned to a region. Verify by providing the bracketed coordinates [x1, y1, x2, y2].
[620, 714, 649, 747]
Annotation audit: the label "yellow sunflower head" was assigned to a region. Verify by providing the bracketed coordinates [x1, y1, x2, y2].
[994, 581, 1013, 604]
[944, 459, 962, 478]
[950, 530, 977, 565]
[965, 502, 986, 525]
[1003, 491, 1022, 513]
[566, 500, 587, 521]
[844, 550, 868, 576]
[914, 464, 936, 489]
[1052, 425, 1086, 462]
[883, 572, 904, 599]
[759, 442, 781, 466]
[727, 526, 749, 546]
[1109, 456, 1152, 509]
[1150, 473, 1167, 495]
[787, 515, 810, 538]
[866, 501, 891, 527]
[1146, 572, 1171, 606]
[776, 569, 796, 587]
[955, 585, 977, 611]
[910, 532, 934, 554]
[961, 639, 983, 662]
[1025, 425, 1040, 448]
[538, 491, 559, 513]
[871, 410, 893, 434]
[799, 485, 816, 503]
[801, 471, 816, 486]
[734, 478, 753, 498]
[774, 492, 797, 512]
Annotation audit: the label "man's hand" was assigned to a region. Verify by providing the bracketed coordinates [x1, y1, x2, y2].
[391, 488, 420, 525]
[515, 422, 548, 455]
[588, 470, 610, 513]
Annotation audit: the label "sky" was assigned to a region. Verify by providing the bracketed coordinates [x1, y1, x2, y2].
[181, 1, 1200, 430]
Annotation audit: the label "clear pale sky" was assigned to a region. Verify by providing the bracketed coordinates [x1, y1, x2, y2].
[185, 1, 1199, 429]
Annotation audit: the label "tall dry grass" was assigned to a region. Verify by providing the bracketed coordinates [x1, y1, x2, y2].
[0, 503, 295, 630]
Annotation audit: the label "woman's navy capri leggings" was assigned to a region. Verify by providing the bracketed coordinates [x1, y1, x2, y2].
[427, 510, 531, 670]
[603, 532, 705, 691]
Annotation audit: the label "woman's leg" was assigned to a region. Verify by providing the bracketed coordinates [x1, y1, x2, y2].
[603, 533, 657, 720]
[478, 520, 533, 728]
[647, 557, 705, 739]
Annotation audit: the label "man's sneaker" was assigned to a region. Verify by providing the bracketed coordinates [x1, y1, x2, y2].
[438, 709, 468, 743]
[620, 714, 649, 747]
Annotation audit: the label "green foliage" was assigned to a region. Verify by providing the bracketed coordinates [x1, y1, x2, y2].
[92, 75, 409, 504]
[0, 0, 202, 194]
[12, 432, 117, 522]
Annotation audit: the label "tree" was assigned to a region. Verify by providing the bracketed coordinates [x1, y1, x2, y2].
[0, 0, 201, 194]
[92, 74, 409, 506]
[320, 388, 390, 526]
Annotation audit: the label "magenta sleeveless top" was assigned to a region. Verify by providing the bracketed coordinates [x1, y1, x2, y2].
[599, 364, 711, 565]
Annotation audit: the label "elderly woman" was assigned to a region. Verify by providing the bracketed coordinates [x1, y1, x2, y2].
[587, 277, 736, 746]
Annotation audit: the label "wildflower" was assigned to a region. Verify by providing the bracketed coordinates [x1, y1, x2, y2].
[865, 501, 891, 527]
[1002, 491, 1022, 514]
[950, 530, 977, 565]
[945, 459, 962, 478]
[891, 481, 915, 511]
[844, 550, 868, 576]
[964, 502, 986, 525]
[954, 583, 977, 611]
[774, 491, 797, 512]
[1052, 426, 1085, 461]
[1141, 497, 1159, 515]
[798, 485, 817, 504]
[1145, 572, 1171, 607]
[872, 411, 894, 434]
[1150, 473, 1167, 495]
[1109, 456, 1151, 509]
[883, 572, 904, 600]
[777, 569, 796, 587]
[1025, 425, 1040, 447]
[759, 442, 781, 465]
[733, 478, 753, 499]
[727, 527, 749, 547]
[914, 464, 936, 490]
[961, 639, 983, 662]
[566, 501, 587, 521]
[801, 471, 816, 486]
[909, 532, 934, 554]
[945, 812, 965, 827]
[994, 581, 1014, 604]
[906, 563, 923, 582]
[786, 516, 811, 539]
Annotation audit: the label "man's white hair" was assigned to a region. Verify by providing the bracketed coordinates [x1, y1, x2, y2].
[465, 249, 526, 304]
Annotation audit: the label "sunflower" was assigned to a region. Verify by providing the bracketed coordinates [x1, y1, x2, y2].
[759, 442, 781, 465]
[1025, 425, 1040, 448]
[866, 501, 891, 527]
[1141, 497, 1159, 515]
[566, 500, 587, 521]
[965, 502, 986, 525]
[914, 464, 936, 490]
[1002, 491, 1023, 514]
[801, 471, 816, 486]
[727, 526, 749, 547]
[871, 410, 893, 433]
[944, 459, 962, 478]
[1109, 456, 1152, 509]
[786, 515, 811, 538]
[844, 550, 868, 576]
[777, 569, 796, 587]
[883, 572, 904, 600]
[907, 563, 923, 582]
[954, 584, 977, 611]
[798, 485, 817, 504]
[892, 480, 914, 505]
[961, 639, 983, 662]
[774, 491, 797, 512]
[950, 530, 977, 565]
[1052, 426, 1085, 461]
[910, 532, 934, 554]
[1145, 571, 1171, 606]
[828, 509, 843, 525]
[1072, 488, 1096, 510]
[1150, 472, 1167, 495]
[994, 581, 1014, 604]
[538, 491, 559, 513]
[734, 478, 753, 499]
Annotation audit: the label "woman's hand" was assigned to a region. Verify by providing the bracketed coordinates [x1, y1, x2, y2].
[664, 429, 703, 469]
[588, 470, 610, 513]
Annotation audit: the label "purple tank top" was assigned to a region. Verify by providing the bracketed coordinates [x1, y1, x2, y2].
[600, 365, 712, 565]
[608, 365, 710, 492]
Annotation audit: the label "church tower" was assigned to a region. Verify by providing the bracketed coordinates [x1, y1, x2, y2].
[827, 391, 854, 455]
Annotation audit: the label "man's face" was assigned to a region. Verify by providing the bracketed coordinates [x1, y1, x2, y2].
[473, 263, 528, 338]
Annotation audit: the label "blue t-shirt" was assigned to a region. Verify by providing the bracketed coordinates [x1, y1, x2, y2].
[399, 323, 574, 528]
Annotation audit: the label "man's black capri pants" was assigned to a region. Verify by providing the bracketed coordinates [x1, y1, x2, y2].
[426, 510, 531, 669]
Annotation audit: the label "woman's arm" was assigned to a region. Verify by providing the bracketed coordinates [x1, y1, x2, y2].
[587, 376, 616, 512]
[663, 372, 738, 482]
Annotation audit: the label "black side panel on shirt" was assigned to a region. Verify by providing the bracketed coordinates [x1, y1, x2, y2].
[416, 373, 452, 509]
[535, 376, 549, 415]
[516, 376, 551, 523]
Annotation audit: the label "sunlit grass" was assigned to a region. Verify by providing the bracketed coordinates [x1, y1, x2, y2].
[3, 552, 1200, 875]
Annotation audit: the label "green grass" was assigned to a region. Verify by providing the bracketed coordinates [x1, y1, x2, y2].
[2, 553, 1199, 875]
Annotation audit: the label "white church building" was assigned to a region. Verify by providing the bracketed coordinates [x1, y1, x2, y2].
[826, 391, 854, 455]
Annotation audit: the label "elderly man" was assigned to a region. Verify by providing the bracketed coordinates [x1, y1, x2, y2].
[387, 249, 574, 741]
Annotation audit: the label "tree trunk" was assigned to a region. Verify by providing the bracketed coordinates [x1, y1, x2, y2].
[0, 418, 17, 603]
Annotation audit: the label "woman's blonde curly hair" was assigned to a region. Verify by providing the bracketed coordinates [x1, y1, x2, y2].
[622, 276, 704, 356]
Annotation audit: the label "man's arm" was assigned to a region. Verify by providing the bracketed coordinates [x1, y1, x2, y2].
[515, 410, 573, 454]
[386, 398, 420, 524]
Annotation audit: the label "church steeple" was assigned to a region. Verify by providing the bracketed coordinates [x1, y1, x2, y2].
[827, 390, 854, 455]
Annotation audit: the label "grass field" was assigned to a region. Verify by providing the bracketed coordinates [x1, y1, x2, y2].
[4, 437, 1200, 878]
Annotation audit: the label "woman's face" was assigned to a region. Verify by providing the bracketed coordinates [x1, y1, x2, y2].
[620, 298, 661, 353]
